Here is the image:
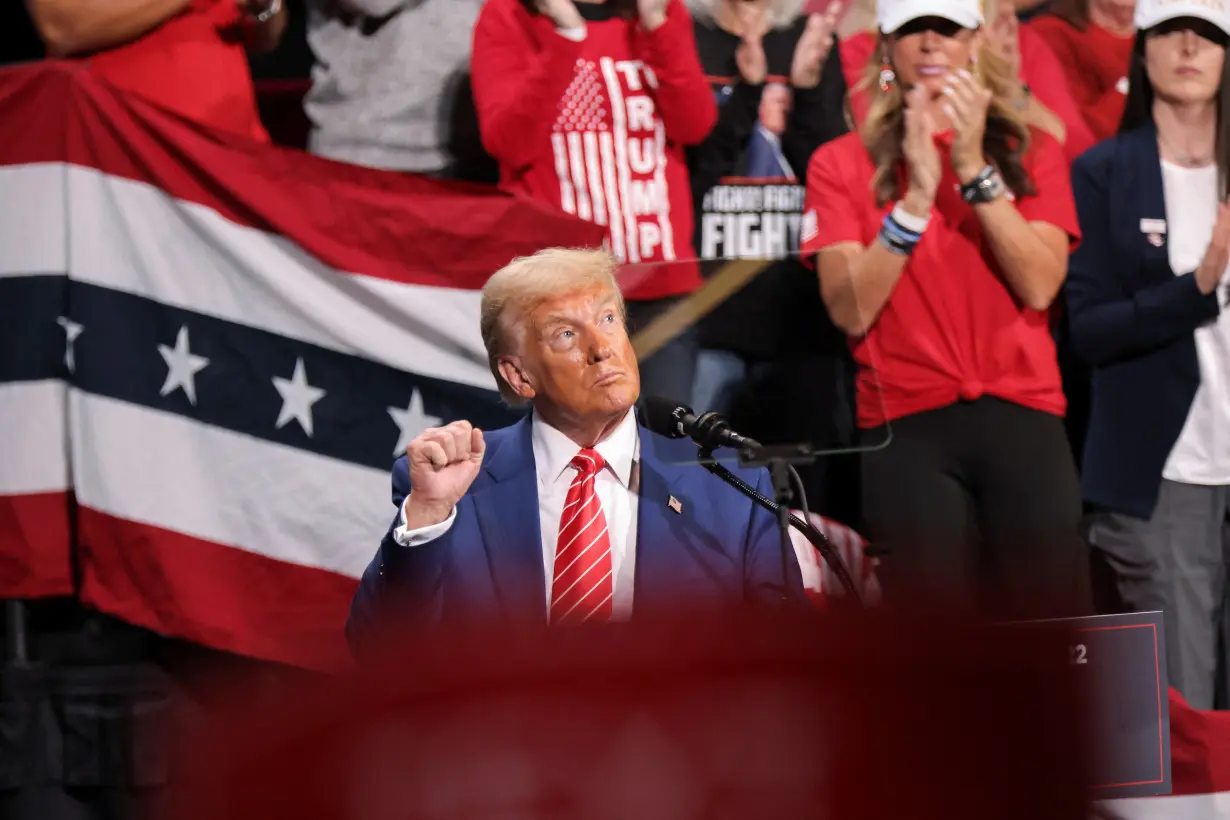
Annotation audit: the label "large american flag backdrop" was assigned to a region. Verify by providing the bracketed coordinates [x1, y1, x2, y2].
[0, 61, 604, 671]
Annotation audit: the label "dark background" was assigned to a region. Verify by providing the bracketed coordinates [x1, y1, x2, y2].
[0, 0, 314, 78]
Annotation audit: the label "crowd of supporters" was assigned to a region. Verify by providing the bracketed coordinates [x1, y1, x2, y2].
[22, 0, 1230, 708]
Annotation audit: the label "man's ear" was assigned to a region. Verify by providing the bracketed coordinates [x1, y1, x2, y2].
[497, 356, 536, 402]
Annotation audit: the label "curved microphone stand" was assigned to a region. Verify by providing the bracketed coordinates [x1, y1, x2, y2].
[697, 447, 864, 606]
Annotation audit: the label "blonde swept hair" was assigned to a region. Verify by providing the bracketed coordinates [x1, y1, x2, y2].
[480, 247, 625, 406]
[855, 29, 1035, 206]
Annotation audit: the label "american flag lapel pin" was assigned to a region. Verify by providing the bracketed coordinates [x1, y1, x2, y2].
[668, 496, 682, 514]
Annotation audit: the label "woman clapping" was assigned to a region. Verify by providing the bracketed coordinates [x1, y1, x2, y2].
[1067, 0, 1230, 709]
[801, 0, 1086, 616]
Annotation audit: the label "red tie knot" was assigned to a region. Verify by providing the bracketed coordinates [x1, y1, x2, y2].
[570, 448, 605, 476]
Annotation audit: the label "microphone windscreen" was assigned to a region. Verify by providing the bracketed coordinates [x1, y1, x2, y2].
[638, 396, 690, 439]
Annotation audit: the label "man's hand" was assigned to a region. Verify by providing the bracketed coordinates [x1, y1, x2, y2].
[534, 0, 584, 29]
[637, 0, 668, 30]
[790, 4, 842, 89]
[403, 421, 486, 530]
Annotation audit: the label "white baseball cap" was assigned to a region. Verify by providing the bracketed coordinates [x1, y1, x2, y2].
[877, 0, 984, 34]
[1135, 0, 1230, 35]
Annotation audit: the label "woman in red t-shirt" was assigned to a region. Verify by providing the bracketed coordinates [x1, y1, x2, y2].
[802, 0, 1087, 616]
[26, 0, 287, 142]
[841, 0, 1097, 159]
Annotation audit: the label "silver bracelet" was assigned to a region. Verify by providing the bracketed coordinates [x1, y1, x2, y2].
[249, 0, 282, 24]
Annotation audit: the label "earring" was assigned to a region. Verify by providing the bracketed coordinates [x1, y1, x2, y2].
[878, 61, 896, 92]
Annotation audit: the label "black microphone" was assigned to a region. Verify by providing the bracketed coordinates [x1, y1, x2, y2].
[640, 396, 864, 605]
[640, 396, 761, 451]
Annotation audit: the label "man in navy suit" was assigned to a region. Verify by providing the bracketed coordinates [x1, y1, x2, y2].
[347, 247, 805, 651]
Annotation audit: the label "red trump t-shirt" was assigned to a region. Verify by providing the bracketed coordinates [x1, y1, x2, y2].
[801, 129, 1078, 429]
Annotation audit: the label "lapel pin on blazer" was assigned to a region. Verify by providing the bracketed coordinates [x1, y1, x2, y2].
[667, 495, 682, 514]
[1140, 218, 1167, 247]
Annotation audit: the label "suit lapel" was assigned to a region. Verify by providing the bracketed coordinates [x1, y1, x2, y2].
[631, 427, 695, 621]
[471, 415, 546, 626]
[1117, 123, 1171, 277]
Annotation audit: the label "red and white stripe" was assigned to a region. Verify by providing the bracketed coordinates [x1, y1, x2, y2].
[0, 61, 603, 670]
[551, 56, 679, 267]
[549, 451, 613, 625]
[788, 510, 881, 608]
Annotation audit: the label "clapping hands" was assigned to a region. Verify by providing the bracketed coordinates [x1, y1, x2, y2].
[941, 68, 992, 184]
[790, 2, 843, 89]
[903, 83, 942, 205]
[1196, 202, 1230, 296]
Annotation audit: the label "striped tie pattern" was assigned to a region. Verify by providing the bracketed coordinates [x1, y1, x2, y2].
[549, 448, 614, 625]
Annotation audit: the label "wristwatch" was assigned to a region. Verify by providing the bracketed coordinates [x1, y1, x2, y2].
[960, 165, 1006, 205]
[248, 0, 282, 24]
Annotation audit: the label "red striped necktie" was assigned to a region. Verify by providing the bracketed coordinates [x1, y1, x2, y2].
[549, 448, 614, 625]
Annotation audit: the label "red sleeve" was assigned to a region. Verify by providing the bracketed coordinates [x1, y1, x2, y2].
[470, 0, 586, 172]
[1018, 27, 1096, 159]
[801, 137, 869, 262]
[1017, 130, 1080, 250]
[639, 0, 717, 145]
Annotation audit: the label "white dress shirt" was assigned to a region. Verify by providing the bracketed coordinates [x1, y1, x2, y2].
[1159, 161, 1230, 485]
[392, 409, 640, 620]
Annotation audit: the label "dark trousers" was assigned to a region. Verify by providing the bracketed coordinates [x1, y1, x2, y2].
[1085, 481, 1230, 710]
[861, 397, 1090, 618]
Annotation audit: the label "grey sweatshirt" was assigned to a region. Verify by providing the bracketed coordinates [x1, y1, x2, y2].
[304, 0, 484, 173]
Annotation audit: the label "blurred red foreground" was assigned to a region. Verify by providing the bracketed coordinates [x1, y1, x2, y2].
[158, 610, 1090, 820]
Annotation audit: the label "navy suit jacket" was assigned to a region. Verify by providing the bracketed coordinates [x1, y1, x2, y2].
[1066, 123, 1224, 520]
[347, 413, 806, 651]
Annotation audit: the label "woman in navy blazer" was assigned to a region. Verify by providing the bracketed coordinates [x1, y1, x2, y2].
[1066, 0, 1230, 710]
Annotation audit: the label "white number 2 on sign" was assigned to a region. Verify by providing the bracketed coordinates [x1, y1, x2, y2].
[1070, 644, 1088, 665]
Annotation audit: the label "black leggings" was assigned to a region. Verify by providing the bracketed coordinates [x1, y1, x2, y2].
[861, 397, 1090, 618]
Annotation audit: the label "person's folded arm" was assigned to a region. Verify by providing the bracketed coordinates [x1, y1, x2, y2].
[1065, 152, 1222, 365]
[26, 0, 190, 57]
[471, 0, 586, 172]
[639, 0, 718, 146]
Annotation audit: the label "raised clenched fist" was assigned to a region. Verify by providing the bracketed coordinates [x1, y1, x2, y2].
[403, 420, 486, 530]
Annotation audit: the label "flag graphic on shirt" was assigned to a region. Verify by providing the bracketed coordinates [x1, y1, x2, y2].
[550, 57, 676, 264]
